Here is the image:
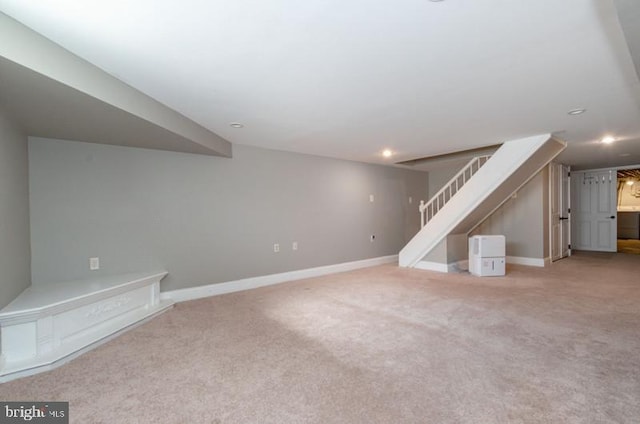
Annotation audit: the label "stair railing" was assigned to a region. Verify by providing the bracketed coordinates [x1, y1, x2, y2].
[419, 155, 491, 228]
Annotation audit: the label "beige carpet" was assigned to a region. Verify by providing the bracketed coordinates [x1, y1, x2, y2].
[1, 251, 639, 423]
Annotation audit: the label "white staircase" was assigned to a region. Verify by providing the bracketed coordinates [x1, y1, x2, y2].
[419, 155, 491, 228]
[399, 133, 566, 268]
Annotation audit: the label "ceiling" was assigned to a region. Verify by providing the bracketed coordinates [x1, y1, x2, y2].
[618, 169, 640, 181]
[1, 0, 639, 170]
[0, 56, 230, 156]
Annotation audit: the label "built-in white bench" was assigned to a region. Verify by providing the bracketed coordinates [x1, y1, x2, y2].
[0, 272, 173, 382]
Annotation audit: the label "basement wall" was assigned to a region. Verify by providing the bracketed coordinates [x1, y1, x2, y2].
[427, 165, 549, 261]
[28, 137, 428, 291]
[0, 108, 31, 308]
[471, 168, 549, 260]
[618, 180, 640, 209]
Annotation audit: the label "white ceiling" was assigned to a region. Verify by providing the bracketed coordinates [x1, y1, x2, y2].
[1, 0, 640, 170]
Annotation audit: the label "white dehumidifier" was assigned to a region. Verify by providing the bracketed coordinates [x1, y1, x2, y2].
[468, 235, 506, 277]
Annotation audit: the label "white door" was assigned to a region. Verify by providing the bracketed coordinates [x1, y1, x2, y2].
[550, 163, 571, 261]
[571, 169, 617, 251]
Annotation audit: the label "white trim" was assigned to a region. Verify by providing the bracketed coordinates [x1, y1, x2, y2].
[414, 261, 449, 273]
[506, 256, 548, 267]
[160, 255, 398, 303]
[0, 302, 173, 383]
[416, 259, 471, 273]
[0, 272, 168, 324]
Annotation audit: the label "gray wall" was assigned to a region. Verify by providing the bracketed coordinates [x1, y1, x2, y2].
[427, 164, 463, 200]
[471, 169, 548, 259]
[29, 137, 428, 291]
[421, 234, 467, 265]
[423, 239, 447, 263]
[0, 108, 31, 308]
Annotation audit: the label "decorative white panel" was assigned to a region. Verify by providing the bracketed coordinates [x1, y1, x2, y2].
[2, 322, 37, 361]
[0, 272, 173, 382]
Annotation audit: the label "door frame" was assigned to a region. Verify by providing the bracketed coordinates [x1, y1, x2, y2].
[615, 164, 640, 244]
[549, 163, 571, 262]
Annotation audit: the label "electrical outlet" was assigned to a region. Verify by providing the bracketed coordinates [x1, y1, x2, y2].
[370, 235, 375, 242]
[369, 194, 375, 202]
[409, 196, 413, 204]
[292, 241, 298, 251]
[89, 257, 100, 271]
[274, 243, 280, 253]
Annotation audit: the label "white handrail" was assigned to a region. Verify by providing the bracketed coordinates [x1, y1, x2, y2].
[419, 155, 491, 228]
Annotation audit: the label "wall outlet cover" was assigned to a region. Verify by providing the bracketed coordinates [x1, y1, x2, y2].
[89, 257, 100, 270]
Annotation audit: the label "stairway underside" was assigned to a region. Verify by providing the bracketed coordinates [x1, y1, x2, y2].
[399, 133, 566, 268]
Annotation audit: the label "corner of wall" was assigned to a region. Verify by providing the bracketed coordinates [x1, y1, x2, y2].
[0, 107, 31, 309]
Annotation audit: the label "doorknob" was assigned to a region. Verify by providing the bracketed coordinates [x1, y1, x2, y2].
[610, 216, 616, 219]
[559, 217, 569, 220]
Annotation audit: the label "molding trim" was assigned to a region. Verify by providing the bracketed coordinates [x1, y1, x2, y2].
[417, 256, 547, 273]
[161, 255, 398, 303]
[415, 261, 449, 273]
[0, 272, 168, 325]
[0, 302, 173, 383]
[506, 256, 547, 267]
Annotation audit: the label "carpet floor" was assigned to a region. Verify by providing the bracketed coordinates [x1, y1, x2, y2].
[0, 251, 639, 423]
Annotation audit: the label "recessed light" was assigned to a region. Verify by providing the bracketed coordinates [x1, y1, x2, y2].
[601, 136, 615, 144]
[567, 108, 586, 115]
[626, 180, 635, 186]
[382, 149, 393, 158]
[229, 122, 244, 128]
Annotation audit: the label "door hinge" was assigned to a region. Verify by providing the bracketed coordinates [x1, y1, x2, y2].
[567, 172, 570, 177]
[568, 244, 571, 250]
[568, 208, 570, 213]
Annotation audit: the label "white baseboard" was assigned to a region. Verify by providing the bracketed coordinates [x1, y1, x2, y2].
[161, 255, 398, 303]
[415, 260, 449, 273]
[0, 302, 173, 383]
[416, 259, 469, 273]
[417, 256, 548, 273]
[506, 256, 548, 267]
